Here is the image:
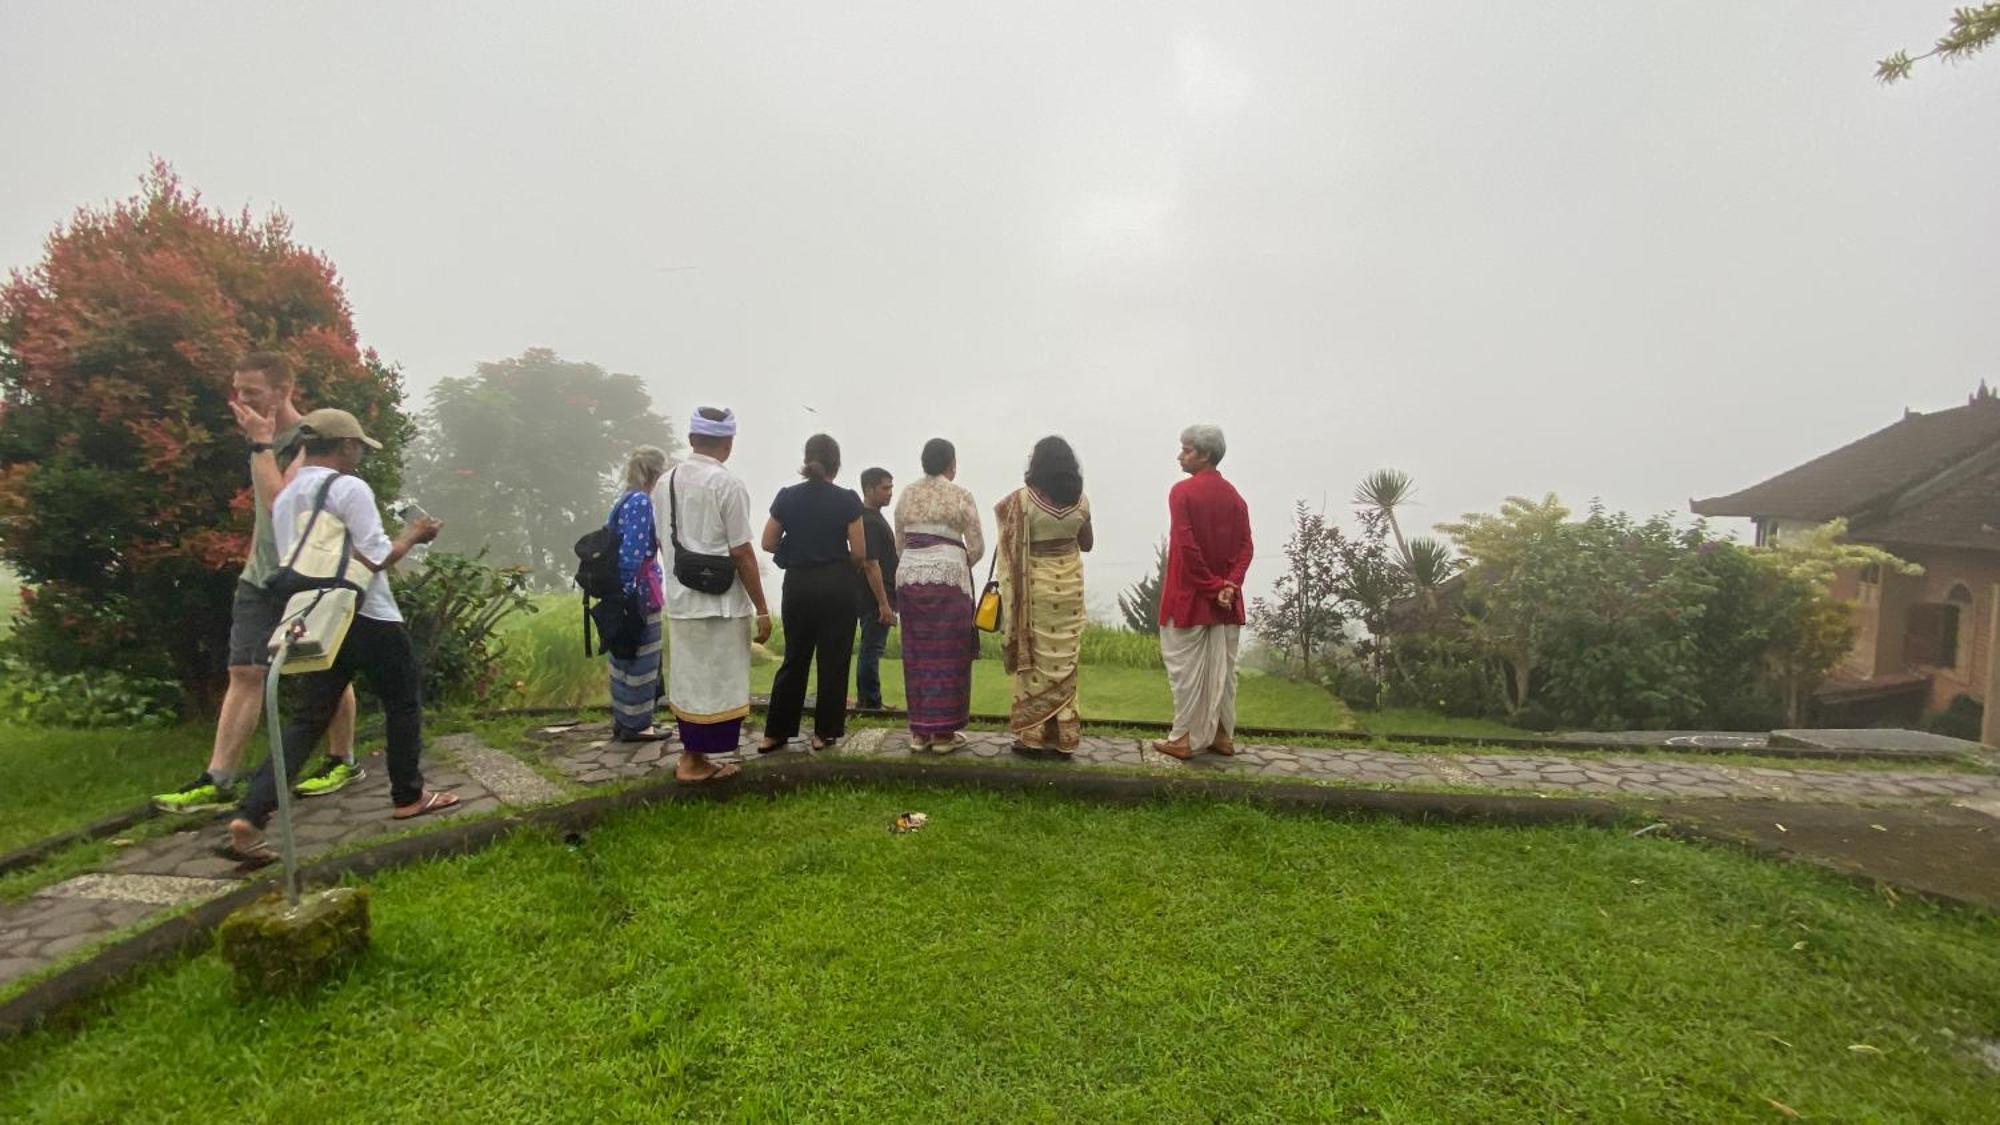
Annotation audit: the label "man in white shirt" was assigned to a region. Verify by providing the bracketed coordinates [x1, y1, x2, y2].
[655, 406, 771, 782]
[220, 409, 453, 864]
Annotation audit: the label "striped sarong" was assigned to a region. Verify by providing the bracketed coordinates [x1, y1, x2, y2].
[899, 582, 973, 736]
[609, 612, 663, 734]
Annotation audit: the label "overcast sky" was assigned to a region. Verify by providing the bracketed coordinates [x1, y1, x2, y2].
[4, 2, 1996, 612]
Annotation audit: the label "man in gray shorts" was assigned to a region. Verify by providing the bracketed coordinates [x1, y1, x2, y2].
[152, 353, 361, 812]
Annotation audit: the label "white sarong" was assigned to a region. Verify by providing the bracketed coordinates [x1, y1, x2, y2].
[667, 615, 752, 724]
[1161, 624, 1241, 749]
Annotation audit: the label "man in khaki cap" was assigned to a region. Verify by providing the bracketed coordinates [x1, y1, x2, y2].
[220, 408, 455, 863]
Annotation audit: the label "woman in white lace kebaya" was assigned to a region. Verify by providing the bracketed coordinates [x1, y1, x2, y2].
[891, 438, 984, 751]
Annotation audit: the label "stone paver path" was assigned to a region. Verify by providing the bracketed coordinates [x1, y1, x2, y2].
[532, 722, 2000, 806]
[1, 742, 510, 991]
[6, 720, 1999, 994]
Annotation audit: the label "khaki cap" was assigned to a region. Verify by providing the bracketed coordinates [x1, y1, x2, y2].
[296, 408, 383, 450]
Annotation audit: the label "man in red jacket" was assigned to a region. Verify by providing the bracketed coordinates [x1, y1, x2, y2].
[1152, 424, 1253, 759]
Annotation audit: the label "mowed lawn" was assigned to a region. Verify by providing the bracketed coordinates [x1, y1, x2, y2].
[750, 658, 1350, 729]
[4, 786, 1996, 1121]
[0, 724, 212, 853]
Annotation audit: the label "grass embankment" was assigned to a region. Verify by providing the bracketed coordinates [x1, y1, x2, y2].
[4, 786, 1996, 1120]
[0, 725, 210, 854]
[497, 593, 1356, 729]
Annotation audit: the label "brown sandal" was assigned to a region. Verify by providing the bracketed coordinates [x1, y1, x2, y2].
[393, 790, 460, 820]
[678, 760, 741, 784]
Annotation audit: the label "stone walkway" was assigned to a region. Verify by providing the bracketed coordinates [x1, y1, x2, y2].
[5, 720, 1999, 993]
[1, 741, 512, 989]
[541, 723, 2000, 805]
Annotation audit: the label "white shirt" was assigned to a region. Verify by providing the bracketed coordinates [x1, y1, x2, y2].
[273, 465, 401, 622]
[654, 453, 754, 619]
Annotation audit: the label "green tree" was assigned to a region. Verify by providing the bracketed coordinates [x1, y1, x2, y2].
[1117, 539, 1167, 634]
[1249, 502, 1347, 670]
[0, 162, 410, 706]
[404, 348, 678, 587]
[1878, 5, 2000, 82]
[1748, 520, 1920, 725]
[1436, 495, 1573, 717]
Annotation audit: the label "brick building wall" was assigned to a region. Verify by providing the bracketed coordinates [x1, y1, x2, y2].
[1840, 547, 2000, 711]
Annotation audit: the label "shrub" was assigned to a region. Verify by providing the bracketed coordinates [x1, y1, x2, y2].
[0, 655, 182, 728]
[390, 550, 535, 703]
[1922, 693, 1983, 742]
[1382, 634, 1504, 719]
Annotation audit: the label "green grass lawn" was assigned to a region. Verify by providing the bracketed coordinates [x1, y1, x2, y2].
[750, 658, 1350, 729]
[0, 724, 213, 853]
[1348, 705, 1526, 738]
[4, 786, 1995, 1120]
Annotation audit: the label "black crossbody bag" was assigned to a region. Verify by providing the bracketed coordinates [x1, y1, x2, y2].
[668, 467, 738, 595]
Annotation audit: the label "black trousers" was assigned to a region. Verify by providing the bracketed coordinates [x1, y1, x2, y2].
[238, 615, 426, 828]
[765, 563, 858, 741]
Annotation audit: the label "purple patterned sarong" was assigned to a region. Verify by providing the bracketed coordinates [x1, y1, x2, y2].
[899, 581, 974, 736]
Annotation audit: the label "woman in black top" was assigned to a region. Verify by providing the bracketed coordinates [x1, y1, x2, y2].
[757, 433, 867, 751]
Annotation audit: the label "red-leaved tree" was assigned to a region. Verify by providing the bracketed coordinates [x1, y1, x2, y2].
[0, 161, 411, 708]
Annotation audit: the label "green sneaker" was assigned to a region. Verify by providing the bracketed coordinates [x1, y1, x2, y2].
[153, 775, 234, 815]
[295, 758, 365, 798]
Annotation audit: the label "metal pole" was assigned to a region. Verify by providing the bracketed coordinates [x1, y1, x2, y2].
[264, 632, 301, 906]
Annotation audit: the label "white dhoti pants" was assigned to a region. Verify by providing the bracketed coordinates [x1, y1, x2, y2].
[1161, 623, 1241, 748]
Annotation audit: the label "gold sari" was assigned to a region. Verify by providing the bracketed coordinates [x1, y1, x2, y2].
[998, 487, 1089, 749]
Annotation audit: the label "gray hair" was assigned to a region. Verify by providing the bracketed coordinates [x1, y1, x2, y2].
[623, 445, 669, 491]
[1180, 424, 1226, 467]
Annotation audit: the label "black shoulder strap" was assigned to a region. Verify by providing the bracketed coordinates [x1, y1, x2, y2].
[667, 468, 686, 554]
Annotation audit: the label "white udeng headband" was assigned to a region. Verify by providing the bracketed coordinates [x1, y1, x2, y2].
[689, 408, 737, 438]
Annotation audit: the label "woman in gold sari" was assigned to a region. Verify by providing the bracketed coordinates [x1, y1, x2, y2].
[995, 436, 1093, 756]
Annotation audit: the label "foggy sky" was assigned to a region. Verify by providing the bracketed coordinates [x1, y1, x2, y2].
[4, 2, 1996, 614]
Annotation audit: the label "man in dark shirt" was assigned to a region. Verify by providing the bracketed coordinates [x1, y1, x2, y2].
[853, 467, 898, 709]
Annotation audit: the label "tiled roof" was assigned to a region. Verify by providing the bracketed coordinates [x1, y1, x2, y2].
[1856, 457, 2000, 552]
[1692, 398, 2000, 523]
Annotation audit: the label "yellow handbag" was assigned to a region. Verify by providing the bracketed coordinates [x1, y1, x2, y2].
[973, 552, 1002, 632]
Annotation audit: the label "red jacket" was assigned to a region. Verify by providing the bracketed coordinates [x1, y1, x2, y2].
[1159, 468, 1252, 628]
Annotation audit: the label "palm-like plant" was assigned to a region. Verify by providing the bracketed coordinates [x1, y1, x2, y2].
[1357, 468, 1459, 611]
[1354, 469, 1415, 565]
[1403, 536, 1458, 593]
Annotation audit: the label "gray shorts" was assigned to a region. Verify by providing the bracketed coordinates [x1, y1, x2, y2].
[226, 581, 286, 667]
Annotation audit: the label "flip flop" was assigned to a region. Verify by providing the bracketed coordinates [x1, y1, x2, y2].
[612, 727, 669, 743]
[810, 736, 841, 752]
[392, 790, 460, 820]
[213, 837, 278, 869]
[755, 739, 787, 755]
[678, 761, 741, 784]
